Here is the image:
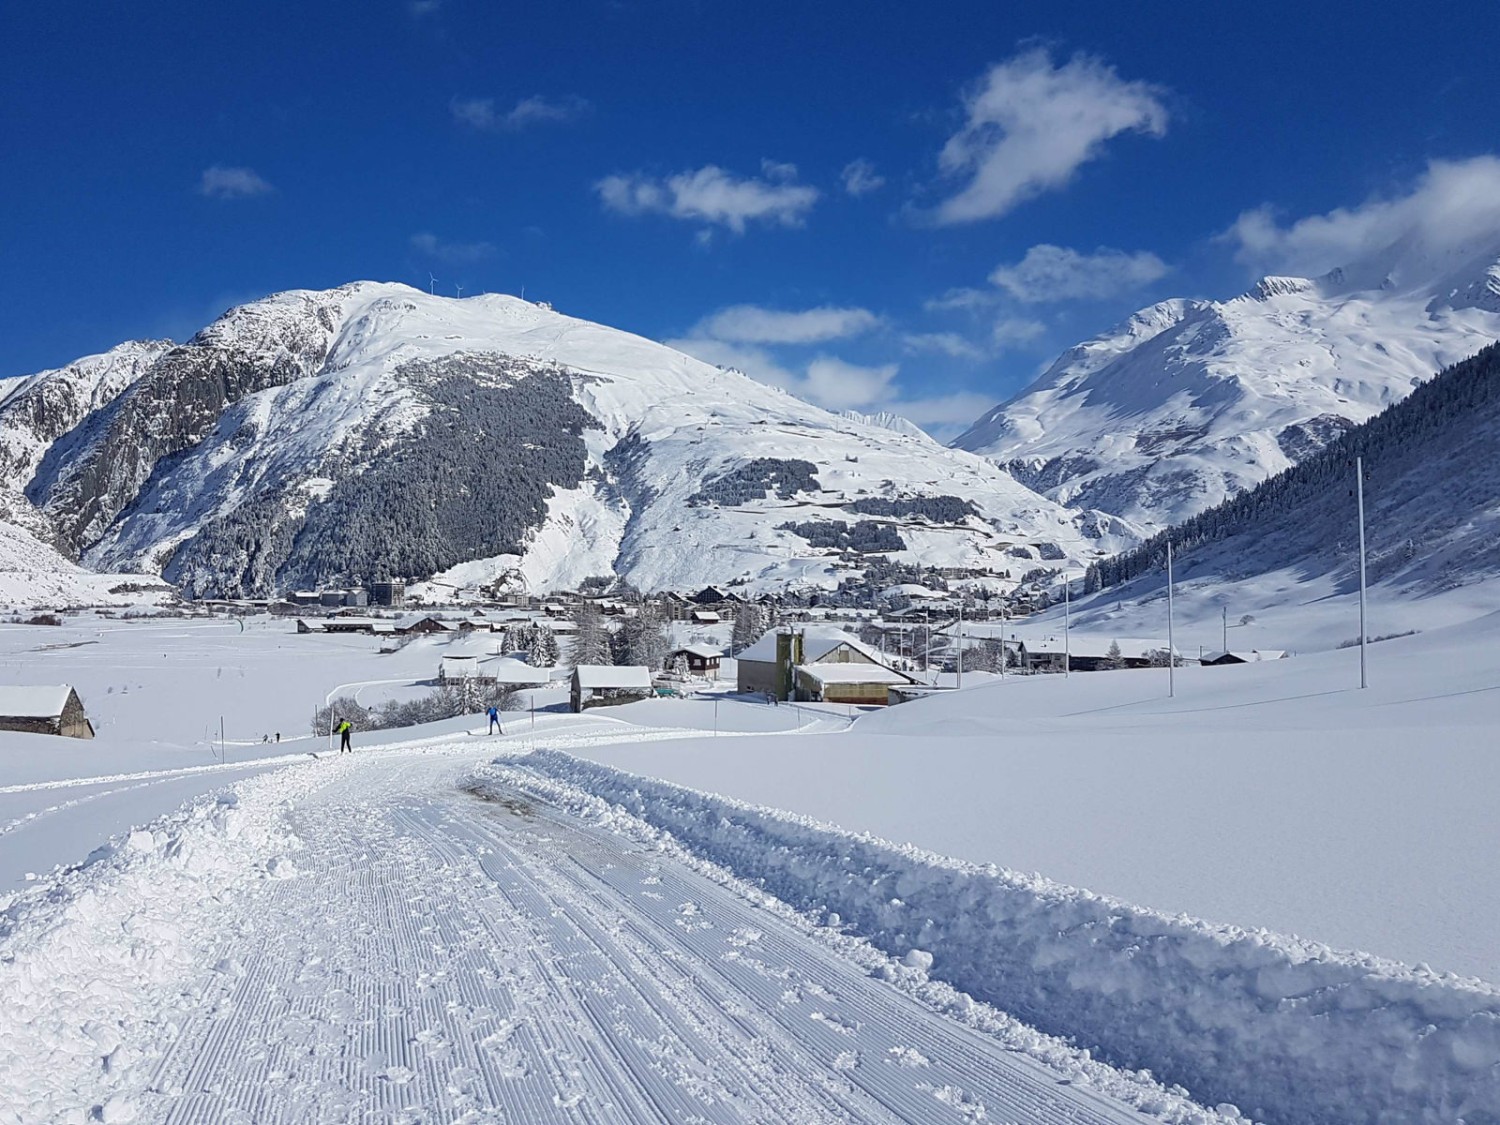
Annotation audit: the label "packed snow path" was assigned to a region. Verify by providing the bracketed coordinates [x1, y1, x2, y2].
[141, 749, 1150, 1124]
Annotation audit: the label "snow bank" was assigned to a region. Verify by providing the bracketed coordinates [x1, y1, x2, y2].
[0, 763, 322, 1124]
[501, 750, 1500, 1125]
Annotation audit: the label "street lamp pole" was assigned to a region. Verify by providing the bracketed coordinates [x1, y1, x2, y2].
[1063, 574, 1070, 678]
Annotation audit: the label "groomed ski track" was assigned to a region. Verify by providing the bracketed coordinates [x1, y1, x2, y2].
[127, 731, 1159, 1125]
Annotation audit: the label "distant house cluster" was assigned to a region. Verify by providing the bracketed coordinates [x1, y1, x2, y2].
[287, 580, 406, 609]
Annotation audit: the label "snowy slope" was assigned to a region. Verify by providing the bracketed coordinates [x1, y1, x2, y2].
[0, 519, 166, 609]
[1, 284, 1139, 598]
[954, 235, 1500, 528]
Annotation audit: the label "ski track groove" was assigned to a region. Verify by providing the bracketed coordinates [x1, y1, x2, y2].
[132, 748, 1152, 1123]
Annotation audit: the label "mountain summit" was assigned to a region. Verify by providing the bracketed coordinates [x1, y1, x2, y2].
[953, 234, 1500, 528]
[0, 283, 1137, 599]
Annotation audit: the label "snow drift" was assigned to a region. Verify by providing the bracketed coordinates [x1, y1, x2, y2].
[495, 749, 1500, 1125]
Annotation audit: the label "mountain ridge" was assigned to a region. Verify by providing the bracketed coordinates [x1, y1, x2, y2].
[0, 282, 1139, 600]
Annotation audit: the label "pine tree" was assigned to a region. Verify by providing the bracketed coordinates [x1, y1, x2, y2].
[1104, 640, 1125, 670]
[572, 604, 613, 666]
[532, 626, 560, 668]
[731, 603, 765, 654]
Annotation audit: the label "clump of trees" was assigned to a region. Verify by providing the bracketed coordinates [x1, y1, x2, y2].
[507, 622, 559, 667]
[731, 603, 769, 654]
[846, 495, 976, 523]
[777, 519, 906, 553]
[689, 458, 820, 507]
[610, 605, 670, 669]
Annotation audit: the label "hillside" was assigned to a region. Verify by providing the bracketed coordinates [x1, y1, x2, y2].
[0, 283, 1138, 599]
[1083, 341, 1500, 607]
[954, 234, 1500, 528]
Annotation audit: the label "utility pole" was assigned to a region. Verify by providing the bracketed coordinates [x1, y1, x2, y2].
[924, 610, 931, 682]
[1357, 455, 1368, 690]
[1167, 540, 1176, 699]
[1063, 575, 1071, 678]
[1222, 605, 1228, 654]
[956, 604, 963, 689]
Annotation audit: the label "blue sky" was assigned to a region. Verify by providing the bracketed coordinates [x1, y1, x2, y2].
[4, 1, 1500, 436]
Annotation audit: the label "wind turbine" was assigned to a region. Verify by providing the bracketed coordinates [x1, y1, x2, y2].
[428, 272, 437, 295]
[455, 282, 464, 299]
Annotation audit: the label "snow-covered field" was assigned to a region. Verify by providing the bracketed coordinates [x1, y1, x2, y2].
[1, 589, 1497, 1123]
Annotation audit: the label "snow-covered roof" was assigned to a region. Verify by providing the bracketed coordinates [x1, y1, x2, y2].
[738, 626, 872, 665]
[690, 610, 721, 622]
[0, 684, 75, 718]
[1203, 650, 1287, 663]
[573, 665, 652, 690]
[441, 655, 479, 677]
[795, 664, 915, 686]
[481, 656, 551, 684]
[672, 644, 723, 659]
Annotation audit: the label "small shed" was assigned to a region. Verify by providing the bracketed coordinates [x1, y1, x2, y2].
[570, 665, 652, 712]
[669, 644, 722, 679]
[439, 655, 481, 684]
[0, 685, 94, 739]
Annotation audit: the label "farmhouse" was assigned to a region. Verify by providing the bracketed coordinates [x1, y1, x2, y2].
[1021, 636, 1177, 673]
[689, 609, 721, 625]
[669, 644, 722, 679]
[0, 685, 94, 739]
[570, 665, 652, 712]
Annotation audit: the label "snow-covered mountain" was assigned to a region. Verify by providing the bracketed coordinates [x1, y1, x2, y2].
[1083, 340, 1500, 611]
[954, 235, 1500, 528]
[0, 283, 1138, 599]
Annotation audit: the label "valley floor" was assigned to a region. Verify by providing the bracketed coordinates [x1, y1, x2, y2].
[0, 726, 1214, 1125]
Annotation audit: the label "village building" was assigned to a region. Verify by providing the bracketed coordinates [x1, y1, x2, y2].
[669, 644, 722, 679]
[736, 626, 914, 704]
[1020, 636, 1177, 673]
[370, 579, 407, 608]
[570, 665, 652, 712]
[1201, 650, 1288, 666]
[439, 653, 551, 688]
[0, 685, 94, 739]
[689, 609, 721, 626]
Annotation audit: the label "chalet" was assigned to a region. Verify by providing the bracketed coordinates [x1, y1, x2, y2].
[400, 615, 453, 635]
[0, 685, 94, 739]
[1201, 650, 1288, 666]
[689, 609, 721, 625]
[289, 590, 321, 606]
[669, 644, 722, 679]
[570, 665, 652, 712]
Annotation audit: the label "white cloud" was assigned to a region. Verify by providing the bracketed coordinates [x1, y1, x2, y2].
[989, 243, 1168, 302]
[923, 287, 998, 313]
[409, 232, 496, 264]
[992, 316, 1047, 349]
[596, 164, 818, 233]
[803, 356, 900, 410]
[667, 335, 995, 439]
[408, 0, 441, 15]
[931, 49, 1168, 224]
[692, 304, 880, 344]
[663, 338, 801, 393]
[1224, 156, 1500, 277]
[198, 165, 274, 200]
[842, 158, 885, 196]
[450, 94, 590, 131]
[901, 332, 986, 360]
